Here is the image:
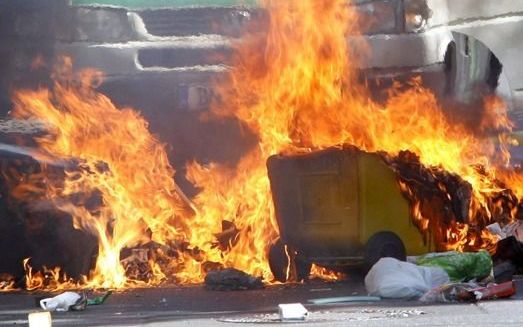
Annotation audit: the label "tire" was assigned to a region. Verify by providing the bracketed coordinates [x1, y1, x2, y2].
[268, 238, 311, 282]
[364, 231, 406, 272]
[268, 239, 288, 282]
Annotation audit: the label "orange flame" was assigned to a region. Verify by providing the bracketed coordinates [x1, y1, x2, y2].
[11, 58, 189, 288]
[23, 258, 82, 292]
[310, 265, 345, 281]
[0, 274, 18, 292]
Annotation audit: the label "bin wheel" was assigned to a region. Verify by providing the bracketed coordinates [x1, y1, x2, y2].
[364, 231, 406, 272]
[268, 238, 311, 282]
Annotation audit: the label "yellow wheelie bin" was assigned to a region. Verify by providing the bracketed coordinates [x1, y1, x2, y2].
[267, 146, 431, 282]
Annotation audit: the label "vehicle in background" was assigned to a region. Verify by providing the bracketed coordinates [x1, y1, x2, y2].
[3, 0, 523, 117]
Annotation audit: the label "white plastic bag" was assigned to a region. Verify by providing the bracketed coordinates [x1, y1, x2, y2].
[40, 291, 82, 312]
[365, 257, 449, 299]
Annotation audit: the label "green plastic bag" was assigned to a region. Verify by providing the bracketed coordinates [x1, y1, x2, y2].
[87, 291, 112, 306]
[416, 250, 492, 282]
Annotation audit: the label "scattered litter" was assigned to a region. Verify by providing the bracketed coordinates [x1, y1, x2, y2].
[361, 309, 426, 318]
[120, 243, 167, 282]
[308, 296, 381, 305]
[204, 268, 264, 291]
[218, 313, 281, 324]
[487, 221, 523, 241]
[420, 281, 515, 303]
[472, 281, 516, 300]
[87, 291, 112, 306]
[218, 308, 425, 324]
[37, 290, 110, 312]
[28, 311, 52, 327]
[420, 282, 478, 303]
[415, 250, 492, 282]
[486, 223, 504, 239]
[365, 257, 449, 299]
[278, 303, 308, 321]
[40, 291, 86, 312]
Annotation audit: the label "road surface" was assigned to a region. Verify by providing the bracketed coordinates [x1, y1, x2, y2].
[1, 278, 522, 326]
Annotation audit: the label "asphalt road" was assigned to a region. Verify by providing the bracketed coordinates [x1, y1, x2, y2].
[1, 278, 523, 326]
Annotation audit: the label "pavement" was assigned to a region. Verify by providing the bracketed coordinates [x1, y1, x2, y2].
[2, 278, 523, 326]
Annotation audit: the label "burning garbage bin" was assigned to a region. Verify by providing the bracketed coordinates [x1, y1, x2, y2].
[266, 146, 430, 282]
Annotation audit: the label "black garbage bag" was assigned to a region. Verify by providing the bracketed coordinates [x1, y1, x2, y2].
[493, 236, 523, 283]
[204, 268, 264, 291]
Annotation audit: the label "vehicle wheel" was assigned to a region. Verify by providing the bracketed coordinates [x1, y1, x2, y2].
[364, 231, 406, 272]
[268, 238, 312, 282]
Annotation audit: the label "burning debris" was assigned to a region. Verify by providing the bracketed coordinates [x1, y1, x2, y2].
[0, 273, 16, 292]
[120, 242, 169, 284]
[212, 220, 241, 252]
[384, 150, 520, 251]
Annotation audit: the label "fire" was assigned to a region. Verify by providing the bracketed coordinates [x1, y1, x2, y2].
[3, 0, 523, 290]
[23, 258, 82, 292]
[212, 0, 519, 254]
[183, 153, 277, 281]
[0, 274, 17, 292]
[310, 265, 345, 282]
[11, 57, 190, 288]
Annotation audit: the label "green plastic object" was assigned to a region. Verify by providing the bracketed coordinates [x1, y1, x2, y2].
[87, 291, 112, 306]
[416, 250, 492, 282]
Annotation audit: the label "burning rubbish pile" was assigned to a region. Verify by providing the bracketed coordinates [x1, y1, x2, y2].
[385, 150, 519, 252]
[1, 0, 523, 292]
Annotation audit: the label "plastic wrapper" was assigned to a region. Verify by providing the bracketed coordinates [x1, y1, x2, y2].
[416, 250, 492, 282]
[421, 281, 515, 303]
